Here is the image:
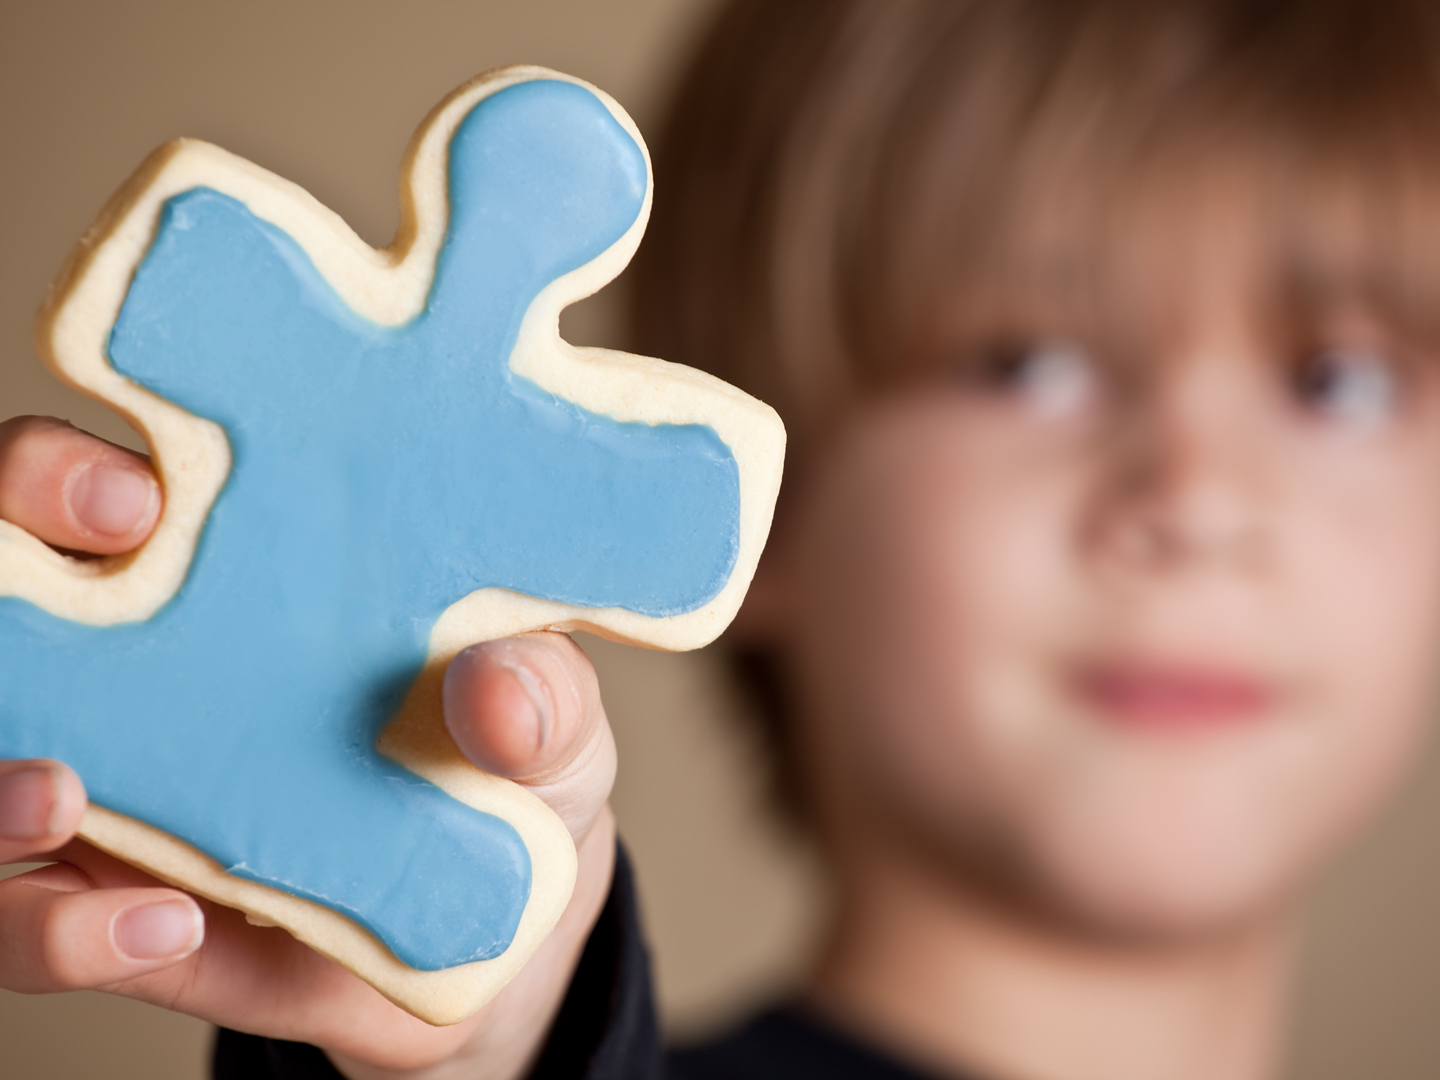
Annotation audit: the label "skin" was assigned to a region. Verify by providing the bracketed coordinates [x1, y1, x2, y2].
[753, 209, 1440, 1079]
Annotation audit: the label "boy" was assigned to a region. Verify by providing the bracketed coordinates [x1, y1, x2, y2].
[6, 1, 1440, 1077]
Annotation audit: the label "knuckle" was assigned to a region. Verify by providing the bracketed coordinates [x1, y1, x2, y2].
[0, 414, 62, 441]
[35, 896, 94, 988]
[0, 415, 70, 461]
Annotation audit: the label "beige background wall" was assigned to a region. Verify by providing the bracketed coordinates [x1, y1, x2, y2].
[0, 2, 1438, 1077]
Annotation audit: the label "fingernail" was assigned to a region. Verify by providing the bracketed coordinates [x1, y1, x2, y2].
[0, 766, 58, 840]
[112, 899, 203, 960]
[504, 661, 554, 752]
[69, 463, 158, 538]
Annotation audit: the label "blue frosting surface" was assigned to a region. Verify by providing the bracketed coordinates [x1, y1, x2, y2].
[0, 80, 741, 970]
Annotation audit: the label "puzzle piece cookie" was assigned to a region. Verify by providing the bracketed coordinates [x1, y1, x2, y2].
[0, 67, 785, 1024]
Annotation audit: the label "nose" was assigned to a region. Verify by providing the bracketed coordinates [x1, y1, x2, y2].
[1087, 356, 1271, 575]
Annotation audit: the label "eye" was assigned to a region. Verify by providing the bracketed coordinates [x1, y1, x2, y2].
[1290, 348, 1400, 428]
[963, 338, 1096, 418]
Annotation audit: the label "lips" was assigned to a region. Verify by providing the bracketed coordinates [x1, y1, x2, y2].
[1073, 663, 1274, 729]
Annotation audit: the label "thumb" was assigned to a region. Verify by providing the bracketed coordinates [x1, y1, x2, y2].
[442, 632, 616, 843]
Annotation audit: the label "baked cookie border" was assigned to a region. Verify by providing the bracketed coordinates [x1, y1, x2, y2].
[0, 65, 785, 1025]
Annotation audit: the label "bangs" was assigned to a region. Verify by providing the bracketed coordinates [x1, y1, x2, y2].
[850, 0, 1440, 378]
[633, 0, 1440, 452]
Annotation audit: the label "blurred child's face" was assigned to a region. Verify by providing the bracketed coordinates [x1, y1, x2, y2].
[782, 185, 1440, 938]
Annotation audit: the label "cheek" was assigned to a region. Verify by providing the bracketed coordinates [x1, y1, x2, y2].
[1275, 475, 1440, 844]
[792, 409, 1087, 833]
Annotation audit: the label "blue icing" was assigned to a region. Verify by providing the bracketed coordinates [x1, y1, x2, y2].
[0, 80, 741, 971]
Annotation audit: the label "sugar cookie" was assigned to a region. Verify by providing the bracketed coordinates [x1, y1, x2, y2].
[0, 66, 784, 1024]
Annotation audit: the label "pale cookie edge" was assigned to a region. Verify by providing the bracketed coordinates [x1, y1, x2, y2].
[12, 64, 785, 1023]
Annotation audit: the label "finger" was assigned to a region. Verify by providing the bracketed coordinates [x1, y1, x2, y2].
[443, 633, 601, 778]
[0, 866, 203, 993]
[0, 760, 87, 864]
[0, 416, 160, 555]
[1, 842, 476, 1071]
[443, 632, 617, 840]
[2, 805, 611, 1073]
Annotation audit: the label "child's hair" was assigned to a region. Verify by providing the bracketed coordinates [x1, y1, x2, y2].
[627, 0, 1440, 821]
[633, 0, 1440, 449]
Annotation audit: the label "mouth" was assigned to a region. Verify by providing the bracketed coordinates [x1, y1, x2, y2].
[1072, 662, 1274, 730]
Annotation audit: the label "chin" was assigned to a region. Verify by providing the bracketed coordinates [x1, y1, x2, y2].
[1046, 867, 1297, 943]
[1026, 823, 1317, 943]
[906, 802, 1306, 945]
[994, 725, 1366, 942]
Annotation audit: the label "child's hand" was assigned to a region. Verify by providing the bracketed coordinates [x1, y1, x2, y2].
[0, 415, 620, 1080]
